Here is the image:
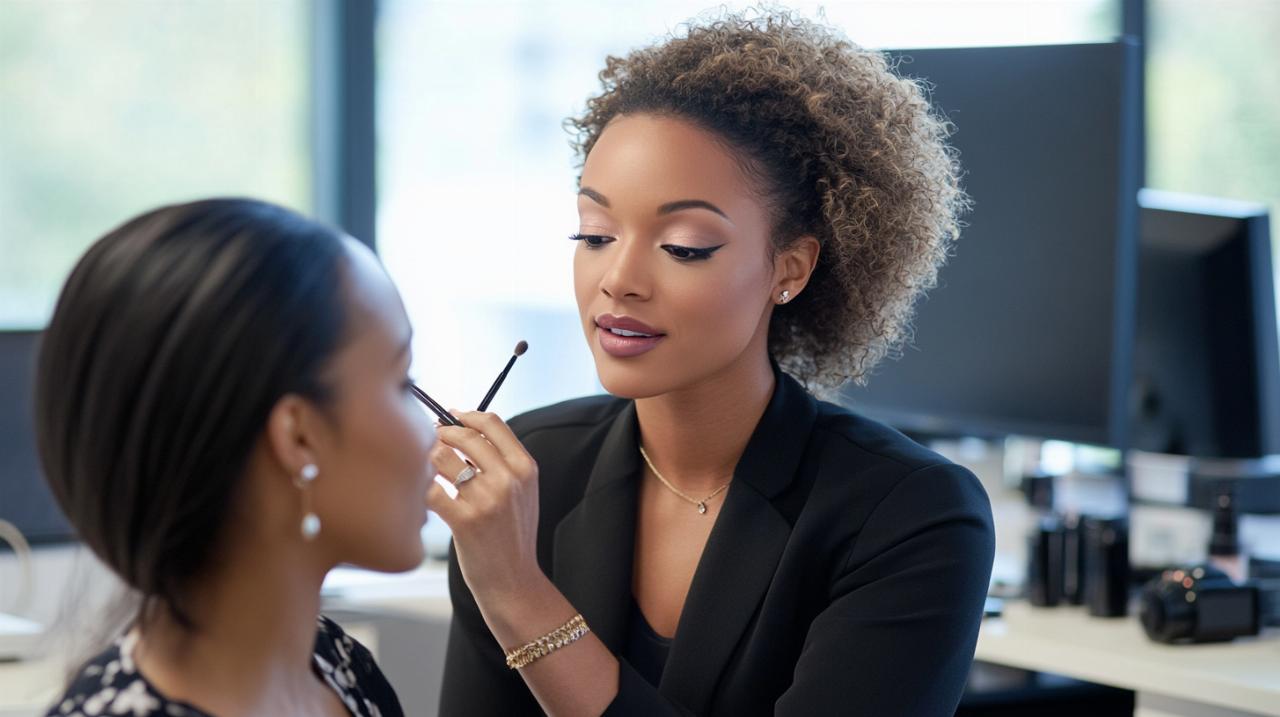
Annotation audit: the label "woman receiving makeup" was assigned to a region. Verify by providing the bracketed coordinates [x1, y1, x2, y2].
[428, 9, 994, 716]
[38, 199, 436, 716]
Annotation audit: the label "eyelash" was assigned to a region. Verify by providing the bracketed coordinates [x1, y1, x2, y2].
[568, 233, 613, 248]
[568, 234, 724, 262]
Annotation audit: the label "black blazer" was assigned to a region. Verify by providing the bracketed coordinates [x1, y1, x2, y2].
[440, 368, 995, 716]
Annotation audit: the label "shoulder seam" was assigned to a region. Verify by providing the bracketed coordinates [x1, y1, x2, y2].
[810, 415, 919, 472]
[838, 462, 956, 577]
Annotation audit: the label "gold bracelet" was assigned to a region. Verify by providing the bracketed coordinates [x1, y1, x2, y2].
[504, 614, 591, 670]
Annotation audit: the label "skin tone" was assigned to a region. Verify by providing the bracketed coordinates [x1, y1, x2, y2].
[426, 113, 820, 715]
[132, 238, 437, 716]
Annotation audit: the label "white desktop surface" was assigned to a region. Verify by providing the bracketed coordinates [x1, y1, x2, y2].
[320, 562, 451, 614]
[318, 562, 453, 646]
[978, 601, 1280, 717]
[0, 614, 43, 662]
[0, 654, 68, 717]
[7, 566, 1280, 717]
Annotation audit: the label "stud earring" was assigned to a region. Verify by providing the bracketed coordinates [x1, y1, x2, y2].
[296, 463, 321, 540]
[778, 289, 791, 304]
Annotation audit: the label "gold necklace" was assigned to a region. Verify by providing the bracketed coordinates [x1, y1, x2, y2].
[638, 445, 731, 515]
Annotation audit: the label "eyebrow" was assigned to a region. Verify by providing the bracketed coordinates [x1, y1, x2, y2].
[657, 199, 729, 220]
[579, 187, 610, 208]
[578, 187, 731, 222]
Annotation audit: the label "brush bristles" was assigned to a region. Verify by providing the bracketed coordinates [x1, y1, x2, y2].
[514, 340, 528, 356]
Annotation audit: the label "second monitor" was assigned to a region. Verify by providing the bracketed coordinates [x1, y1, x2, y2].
[842, 41, 1143, 448]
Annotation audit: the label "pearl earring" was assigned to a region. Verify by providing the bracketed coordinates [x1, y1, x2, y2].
[778, 289, 791, 304]
[296, 463, 321, 540]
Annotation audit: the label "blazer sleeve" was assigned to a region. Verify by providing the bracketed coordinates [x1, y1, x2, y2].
[774, 462, 995, 716]
[438, 539, 545, 716]
[603, 661, 696, 716]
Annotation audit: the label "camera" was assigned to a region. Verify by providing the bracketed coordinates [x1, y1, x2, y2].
[1138, 564, 1275, 644]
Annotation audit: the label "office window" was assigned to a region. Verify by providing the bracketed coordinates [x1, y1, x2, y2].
[1147, 0, 1280, 264]
[0, 0, 311, 328]
[376, 0, 1119, 417]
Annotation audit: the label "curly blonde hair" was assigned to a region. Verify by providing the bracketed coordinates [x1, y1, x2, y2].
[567, 8, 967, 394]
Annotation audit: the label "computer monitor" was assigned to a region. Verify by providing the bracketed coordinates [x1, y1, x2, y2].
[841, 42, 1142, 448]
[1131, 189, 1279, 459]
[0, 330, 73, 545]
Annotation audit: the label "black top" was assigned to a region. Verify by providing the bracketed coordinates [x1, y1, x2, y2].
[626, 598, 672, 687]
[46, 615, 403, 717]
[440, 365, 995, 716]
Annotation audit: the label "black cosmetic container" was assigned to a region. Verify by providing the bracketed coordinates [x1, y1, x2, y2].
[1027, 515, 1065, 607]
[1083, 516, 1130, 617]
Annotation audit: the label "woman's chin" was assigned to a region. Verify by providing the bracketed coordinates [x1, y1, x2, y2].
[596, 365, 677, 401]
[351, 541, 426, 575]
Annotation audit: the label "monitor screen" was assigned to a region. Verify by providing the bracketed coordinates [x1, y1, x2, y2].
[0, 330, 73, 545]
[841, 42, 1142, 447]
[1132, 189, 1279, 459]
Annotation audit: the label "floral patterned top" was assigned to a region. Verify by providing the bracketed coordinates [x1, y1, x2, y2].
[45, 615, 403, 717]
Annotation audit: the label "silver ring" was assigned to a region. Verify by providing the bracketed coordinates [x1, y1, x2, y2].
[453, 466, 477, 486]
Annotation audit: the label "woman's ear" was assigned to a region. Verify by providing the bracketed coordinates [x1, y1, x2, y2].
[773, 235, 821, 302]
[264, 395, 318, 479]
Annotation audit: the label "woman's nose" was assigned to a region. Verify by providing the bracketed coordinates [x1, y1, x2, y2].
[599, 239, 651, 300]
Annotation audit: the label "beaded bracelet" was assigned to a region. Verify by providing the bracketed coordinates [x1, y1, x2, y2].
[504, 614, 591, 669]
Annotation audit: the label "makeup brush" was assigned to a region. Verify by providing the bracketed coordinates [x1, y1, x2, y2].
[410, 383, 463, 426]
[477, 340, 528, 412]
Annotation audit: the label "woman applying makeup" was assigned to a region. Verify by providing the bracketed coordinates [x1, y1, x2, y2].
[38, 199, 435, 716]
[429, 10, 994, 716]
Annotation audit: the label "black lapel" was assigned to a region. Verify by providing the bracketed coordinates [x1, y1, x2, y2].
[659, 369, 819, 712]
[551, 401, 642, 653]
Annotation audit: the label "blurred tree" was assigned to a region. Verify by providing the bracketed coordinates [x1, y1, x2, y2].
[1148, 1, 1280, 225]
[0, 1, 310, 326]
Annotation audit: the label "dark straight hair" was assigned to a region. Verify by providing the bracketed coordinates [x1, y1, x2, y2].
[35, 198, 350, 629]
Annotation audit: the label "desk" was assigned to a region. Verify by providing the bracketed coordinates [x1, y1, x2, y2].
[977, 601, 1280, 717]
[8, 569, 1280, 717]
[0, 655, 63, 717]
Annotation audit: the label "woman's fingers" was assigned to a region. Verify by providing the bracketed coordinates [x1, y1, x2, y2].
[435, 423, 508, 478]
[452, 411, 538, 477]
[427, 413, 538, 538]
[428, 442, 497, 509]
[426, 474, 468, 522]
[425, 413, 543, 600]
[430, 442, 470, 484]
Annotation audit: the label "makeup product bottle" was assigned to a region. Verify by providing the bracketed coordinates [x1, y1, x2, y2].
[1022, 472, 1064, 607]
[1084, 516, 1130, 617]
[1208, 482, 1248, 584]
[1028, 515, 1065, 607]
[1062, 512, 1088, 605]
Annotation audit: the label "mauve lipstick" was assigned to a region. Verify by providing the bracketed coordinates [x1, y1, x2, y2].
[595, 314, 666, 358]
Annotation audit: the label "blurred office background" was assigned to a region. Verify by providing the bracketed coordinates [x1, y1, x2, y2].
[2, 0, 1277, 415]
[3, 2, 1280, 715]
